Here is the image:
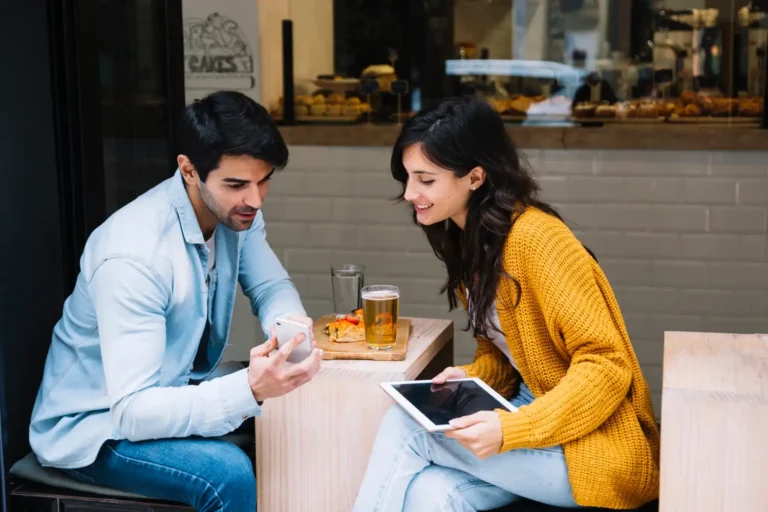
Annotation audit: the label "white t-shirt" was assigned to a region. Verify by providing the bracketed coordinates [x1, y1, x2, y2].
[467, 291, 518, 370]
[205, 231, 216, 275]
[486, 304, 517, 370]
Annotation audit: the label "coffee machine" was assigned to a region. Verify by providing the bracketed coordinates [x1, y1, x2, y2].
[739, 1, 768, 97]
[652, 9, 695, 97]
[692, 9, 723, 92]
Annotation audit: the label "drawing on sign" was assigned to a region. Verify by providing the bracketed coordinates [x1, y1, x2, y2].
[183, 12, 254, 90]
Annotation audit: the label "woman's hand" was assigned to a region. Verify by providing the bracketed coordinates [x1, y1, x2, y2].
[444, 411, 503, 459]
[431, 366, 467, 385]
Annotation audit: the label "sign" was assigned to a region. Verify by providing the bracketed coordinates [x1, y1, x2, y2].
[182, 2, 260, 102]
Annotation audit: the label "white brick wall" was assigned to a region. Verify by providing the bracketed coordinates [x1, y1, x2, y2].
[226, 145, 768, 417]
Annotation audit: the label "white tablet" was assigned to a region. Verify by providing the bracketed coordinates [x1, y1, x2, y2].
[380, 377, 517, 432]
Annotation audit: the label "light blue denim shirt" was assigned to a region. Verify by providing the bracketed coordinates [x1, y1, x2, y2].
[29, 170, 305, 469]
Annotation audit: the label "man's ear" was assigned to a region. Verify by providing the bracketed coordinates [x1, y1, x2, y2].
[177, 155, 198, 186]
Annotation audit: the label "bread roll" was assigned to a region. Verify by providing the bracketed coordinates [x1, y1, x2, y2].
[573, 102, 596, 118]
[295, 95, 313, 106]
[637, 103, 659, 118]
[596, 104, 616, 118]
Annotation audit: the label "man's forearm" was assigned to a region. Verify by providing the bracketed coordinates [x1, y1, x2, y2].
[251, 278, 306, 337]
[111, 368, 261, 442]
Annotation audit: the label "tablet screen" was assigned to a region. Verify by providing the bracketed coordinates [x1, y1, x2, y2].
[391, 380, 509, 426]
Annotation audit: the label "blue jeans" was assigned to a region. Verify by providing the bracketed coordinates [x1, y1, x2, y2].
[354, 382, 581, 512]
[63, 438, 255, 512]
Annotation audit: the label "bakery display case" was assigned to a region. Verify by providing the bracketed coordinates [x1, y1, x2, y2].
[269, 0, 451, 126]
[270, 67, 399, 124]
[269, 0, 767, 137]
[444, 1, 767, 128]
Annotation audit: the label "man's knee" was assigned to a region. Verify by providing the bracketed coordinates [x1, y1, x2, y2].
[195, 442, 255, 511]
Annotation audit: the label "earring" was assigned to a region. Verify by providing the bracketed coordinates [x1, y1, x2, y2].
[471, 186, 478, 191]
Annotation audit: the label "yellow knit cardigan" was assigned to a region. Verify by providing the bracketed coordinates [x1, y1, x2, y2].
[458, 207, 660, 510]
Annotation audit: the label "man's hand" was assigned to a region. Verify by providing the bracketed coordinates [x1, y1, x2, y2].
[444, 411, 503, 459]
[247, 329, 323, 402]
[276, 314, 317, 349]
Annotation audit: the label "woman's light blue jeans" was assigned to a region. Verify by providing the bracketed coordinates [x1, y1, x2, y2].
[353, 382, 581, 512]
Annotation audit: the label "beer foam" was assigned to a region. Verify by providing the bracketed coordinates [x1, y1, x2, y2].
[361, 290, 399, 300]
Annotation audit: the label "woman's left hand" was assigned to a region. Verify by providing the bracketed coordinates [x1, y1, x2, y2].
[444, 411, 503, 459]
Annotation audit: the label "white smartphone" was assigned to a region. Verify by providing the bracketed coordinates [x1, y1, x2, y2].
[274, 316, 313, 363]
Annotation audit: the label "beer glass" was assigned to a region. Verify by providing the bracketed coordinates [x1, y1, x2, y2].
[361, 285, 400, 350]
[331, 264, 365, 314]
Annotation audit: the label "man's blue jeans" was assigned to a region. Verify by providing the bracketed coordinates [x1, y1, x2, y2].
[63, 437, 255, 512]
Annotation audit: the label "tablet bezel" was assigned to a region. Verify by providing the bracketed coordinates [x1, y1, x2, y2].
[379, 377, 517, 433]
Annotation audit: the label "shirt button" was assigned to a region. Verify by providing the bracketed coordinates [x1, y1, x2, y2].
[242, 414, 248, 420]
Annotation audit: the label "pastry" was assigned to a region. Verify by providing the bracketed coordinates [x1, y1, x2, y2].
[709, 98, 737, 117]
[326, 104, 342, 116]
[488, 98, 507, 113]
[595, 104, 616, 118]
[696, 96, 714, 115]
[682, 104, 701, 117]
[657, 102, 676, 117]
[739, 98, 763, 117]
[573, 102, 596, 118]
[312, 94, 326, 105]
[345, 97, 362, 106]
[295, 95, 313, 106]
[324, 310, 366, 343]
[361, 64, 397, 92]
[295, 105, 309, 116]
[680, 90, 697, 105]
[506, 97, 533, 116]
[310, 104, 327, 116]
[615, 102, 636, 119]
[327, 93, 345, 105]
[637, 103, 660, 118]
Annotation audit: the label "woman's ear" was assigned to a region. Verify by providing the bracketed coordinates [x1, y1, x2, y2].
[468, 166, 486, 191]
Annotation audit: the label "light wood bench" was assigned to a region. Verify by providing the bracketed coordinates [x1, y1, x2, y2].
[660, 331, 768, 512]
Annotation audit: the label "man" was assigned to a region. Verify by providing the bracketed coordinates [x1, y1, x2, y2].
[29, 91, 322, 511]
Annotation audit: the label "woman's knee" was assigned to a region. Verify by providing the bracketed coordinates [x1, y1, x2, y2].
[380, 404, 423, 436]
[403, 466, 478, 512]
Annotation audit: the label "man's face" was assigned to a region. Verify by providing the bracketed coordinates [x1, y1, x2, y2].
[197, 155, 275, 232]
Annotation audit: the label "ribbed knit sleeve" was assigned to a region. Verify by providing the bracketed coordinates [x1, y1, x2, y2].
[458, 339, 520, 399]
[495, 215, 633, 453]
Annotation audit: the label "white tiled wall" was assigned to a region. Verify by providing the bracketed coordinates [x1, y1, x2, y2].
[226, 146, 768, 417]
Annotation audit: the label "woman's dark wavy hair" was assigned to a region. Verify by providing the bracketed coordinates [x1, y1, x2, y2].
[391, 96, 562, 340]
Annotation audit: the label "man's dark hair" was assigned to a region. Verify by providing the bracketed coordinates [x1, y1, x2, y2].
[177, 90, 289, 182]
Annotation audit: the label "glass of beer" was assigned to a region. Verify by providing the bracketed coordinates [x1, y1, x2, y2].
[361, 285, 400, 350]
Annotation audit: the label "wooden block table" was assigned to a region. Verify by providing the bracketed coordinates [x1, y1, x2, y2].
[660, 331, 768, 512]
[255, 317, 454, 512]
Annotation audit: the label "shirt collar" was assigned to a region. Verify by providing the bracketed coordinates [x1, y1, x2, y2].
[168, 169, 205, 245]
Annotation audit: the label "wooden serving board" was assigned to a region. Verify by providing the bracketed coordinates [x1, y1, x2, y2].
[313, 315, 411, 361]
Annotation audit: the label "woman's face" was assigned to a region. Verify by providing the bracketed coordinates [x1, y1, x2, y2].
[401, 144, 481, 229]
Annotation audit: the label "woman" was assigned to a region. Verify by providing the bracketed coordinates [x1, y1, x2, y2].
[353, 97, 660, 512]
